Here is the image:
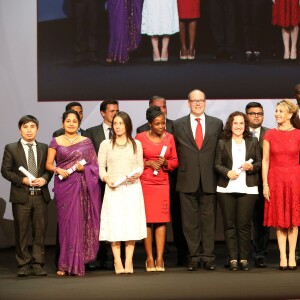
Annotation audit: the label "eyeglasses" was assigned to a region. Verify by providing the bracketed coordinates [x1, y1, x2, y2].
[189, 100, 206, 104]
[247, 112, 264, 117]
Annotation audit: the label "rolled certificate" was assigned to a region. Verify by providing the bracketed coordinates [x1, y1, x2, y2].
[19, 166, 36, 181]
[235, 158, 254, 175]
[58, 159, 87, 180]
[153, 146, 167, 176]
[113, 167, 142, 187]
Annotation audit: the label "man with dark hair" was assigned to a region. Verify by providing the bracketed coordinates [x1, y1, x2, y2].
[1, 115, 52, 277]
[245, 101, 269, 268]
[52, 101, 89, 138]
[136, 96, 188, 266]
[86, 99, 119, 269]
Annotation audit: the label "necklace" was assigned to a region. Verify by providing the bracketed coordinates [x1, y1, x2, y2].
[63, 134, 79, 144]
[277, 126, 294, 131]
[115, 140, 127, 149]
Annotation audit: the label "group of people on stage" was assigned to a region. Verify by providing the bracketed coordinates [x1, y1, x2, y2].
[73, 0, 300, 63]
[1, 85, 300, 277]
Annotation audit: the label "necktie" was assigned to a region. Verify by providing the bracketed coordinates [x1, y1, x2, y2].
[195, 118, 203, 149]
[252, 130, 256, 137]
[108, 128, 112, 139]
[27, 143, 38, 177]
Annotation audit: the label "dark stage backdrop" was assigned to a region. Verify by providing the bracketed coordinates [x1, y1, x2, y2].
[38, 0, 300, 101]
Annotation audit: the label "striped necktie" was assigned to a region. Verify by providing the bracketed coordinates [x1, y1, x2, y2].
[27, 143, 38, 177]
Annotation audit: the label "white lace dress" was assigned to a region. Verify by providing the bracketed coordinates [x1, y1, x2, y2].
[98, 139, 147, 242]
[141, 0, 179, 35]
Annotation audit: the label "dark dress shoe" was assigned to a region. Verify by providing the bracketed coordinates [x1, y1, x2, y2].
[279, 266, 288, 271]
[17, 265, 31, 277]
[240, 260, 249, 271]
[203, 261, 216, 271]
[98, 261, 108, 270]
[32, 265, 47, 276]
[86, 260, 98, 270]
[288, 266, 297, 271]
[254, 51, 261, 62]
[187, 261, 198, 271]
[229, 260, 238, 271]
[245, 51, 252, 62]
[254, 257, 266, 268]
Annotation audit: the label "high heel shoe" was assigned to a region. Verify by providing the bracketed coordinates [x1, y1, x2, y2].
[290, 49, 297, 61]
[180, 50, 188, 60]
[187, 49, 195, 60]
[56, 270, 66, 276]
[279, 266, 288, 271]
[155, 260, 165, 272]
[124, 260, 134, 274]
[145, 260, 156, 272]
[160, 56, 168, 62]
[114, 262, 125, 274]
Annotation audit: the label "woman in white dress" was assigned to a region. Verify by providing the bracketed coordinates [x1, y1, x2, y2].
[98, 111, 147, 274]
[141, 0, 179, 61]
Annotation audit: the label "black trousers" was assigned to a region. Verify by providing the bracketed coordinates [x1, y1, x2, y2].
[208, 0, 236, 53]
[180, 186, 216, 263]
[12, 195, 48, 267]
[217, 192, 257, 261]
[72, 0, 101, 55]
[237, 0, 265, 51]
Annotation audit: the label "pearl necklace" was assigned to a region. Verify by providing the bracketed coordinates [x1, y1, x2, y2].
[63, 134, 79, 144]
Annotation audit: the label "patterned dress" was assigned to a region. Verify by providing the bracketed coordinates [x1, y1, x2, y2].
[272, 0, 300, 27]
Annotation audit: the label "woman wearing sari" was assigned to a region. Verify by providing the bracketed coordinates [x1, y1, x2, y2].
[106, 0, 143, 63]
[46, 110, 100, 276]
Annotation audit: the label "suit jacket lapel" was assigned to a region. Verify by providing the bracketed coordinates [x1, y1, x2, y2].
[17, 140, 28, 170]
[245, 139, 254, 160]
[182, 115, 198, 149]
[224, 139, 233, 162]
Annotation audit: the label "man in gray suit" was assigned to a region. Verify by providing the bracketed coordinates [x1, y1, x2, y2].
[1, 115, 52, 277]
[86, 99, 119, 269]
[173, 89, 223, 271]
[245, 102, 269, 268]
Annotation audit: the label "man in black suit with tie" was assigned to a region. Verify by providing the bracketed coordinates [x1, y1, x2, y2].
[86, 99, 119, 269]
[173, 89, 223, 271]
[1, 115, 52, 277]
[245, 102, 269, 268]
[53, 102, 89, 138]
[136, 96, 188, 266]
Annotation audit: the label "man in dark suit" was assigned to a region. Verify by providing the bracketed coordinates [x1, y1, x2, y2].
[86, 99, 119, 269]
[173, 89, 223, 271]
[53, 102, 88, 138]
[52, 101, 89, 268]
[1, 115, 52, 277]
[136, 96, 188, 266]
[245, 102, 269, 268]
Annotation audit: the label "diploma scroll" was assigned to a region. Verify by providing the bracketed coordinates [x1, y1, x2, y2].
[235, 158, 254, 175]
[58, 159, 87, 180]
[113, 167, 142, 187]
[153, 146, 167, 176]
[19, 166, 36, 182]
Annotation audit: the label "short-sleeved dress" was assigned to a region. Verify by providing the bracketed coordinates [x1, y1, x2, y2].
[98, 139, 147, 242]
[135, 132, 178, 223]
[263, 129, 300, 228]
[177, 0, 200, 19]
[272, 0, 300, 27]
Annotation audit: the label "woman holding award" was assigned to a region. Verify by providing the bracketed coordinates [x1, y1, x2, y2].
[136, 106, 178, 272]
[98, 111, 146, 274]
[46, 110, 100, 276]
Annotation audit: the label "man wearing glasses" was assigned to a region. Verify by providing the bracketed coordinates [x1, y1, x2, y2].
[173, 89, 223, 271]
[245, 102, 269, 268]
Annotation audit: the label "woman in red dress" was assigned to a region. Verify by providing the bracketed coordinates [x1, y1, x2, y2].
[136, 106, 178, 272]
[177, 0, 200, 59]
[272, 0, 300, 60]
[263, 99, 300, 270]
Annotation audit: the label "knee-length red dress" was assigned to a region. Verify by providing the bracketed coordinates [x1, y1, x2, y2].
[177, 0, 200, 19]
[263, 129, 300, 228]
[135, 131, 178, 223]
[272, 0, 300, 27]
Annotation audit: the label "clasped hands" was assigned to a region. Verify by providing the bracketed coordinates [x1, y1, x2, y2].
[56, 161, 85, 179]
[148, 156, 167, 172]
[23, 177, 47, 187]
[227, 162, 253, 180]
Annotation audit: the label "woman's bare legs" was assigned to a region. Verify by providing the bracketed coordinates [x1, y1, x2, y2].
[151, 36, 160, 61]
[144, 225, 155, 269]
[154, 223, 166, 270]
[290, 25, 299, 59]
[179, 21, 188, 58]
[282, 28, 290, 59]
[276, 228, 288, 267]
[287, 226, 298, 267]
[125, 240, 135, 273]
[161, 35, 170, 61]
[111, 241, 124, 274]
[188, 20, 197, 59]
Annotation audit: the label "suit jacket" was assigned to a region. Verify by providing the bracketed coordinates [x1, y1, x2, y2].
[214, 137, 262, 188]
[52, 128, 89, 138]
[173, 114, 223, 193]
[136, 118, 174, 134]
[86, 124, 106, 153]
[1, 140, 52, 204]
